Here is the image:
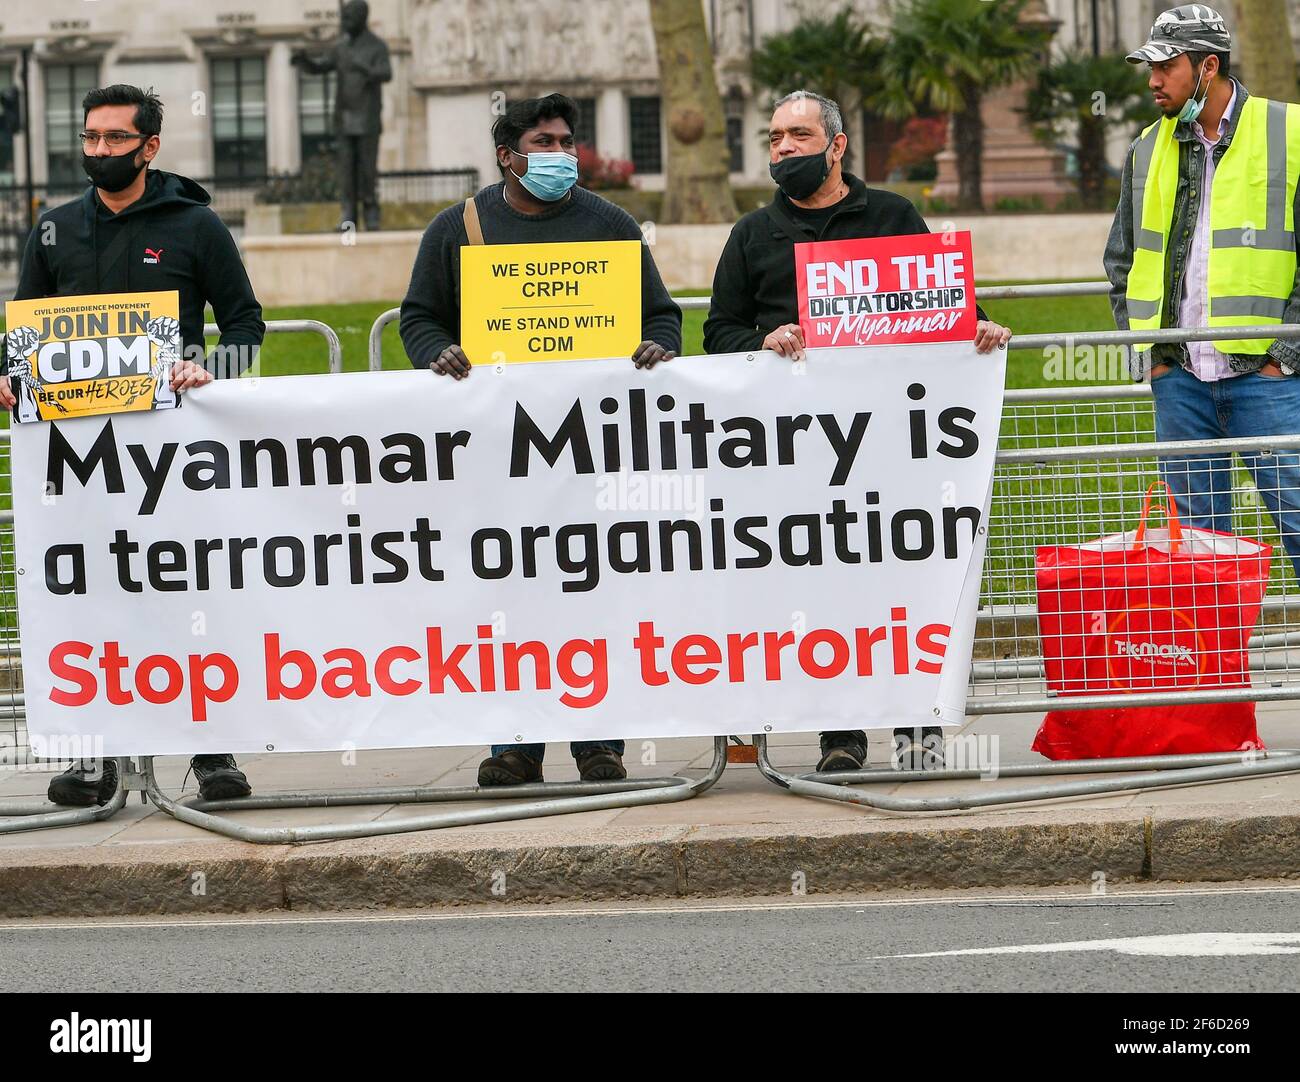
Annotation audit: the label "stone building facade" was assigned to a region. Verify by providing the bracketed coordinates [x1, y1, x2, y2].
[0, 1, 1296, 192]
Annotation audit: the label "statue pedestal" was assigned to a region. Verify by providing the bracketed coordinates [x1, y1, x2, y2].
[931, 81, 1074, 209]
[931, 0, 1073, 210]
[241, 231, 424, 307]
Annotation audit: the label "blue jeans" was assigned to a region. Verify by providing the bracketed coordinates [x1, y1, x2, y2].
[490, 741, 624, 763]
[1150, 365, 1300, 578]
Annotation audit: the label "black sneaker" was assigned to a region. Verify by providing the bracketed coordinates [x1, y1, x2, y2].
[477, 750, 543, 787]
[817, 731, 867, 772]
[47, 758, 119, 807]
[892, 727, 945, 771]
[190, 754, 252, 800]
[576, 749, 626, 782]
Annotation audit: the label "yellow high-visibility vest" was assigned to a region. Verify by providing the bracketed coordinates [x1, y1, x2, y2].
[1126, 95, 1300, 354]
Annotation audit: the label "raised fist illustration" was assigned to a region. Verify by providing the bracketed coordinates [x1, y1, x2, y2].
[5, 325, 39, 362]
[146, 316, 182, 366]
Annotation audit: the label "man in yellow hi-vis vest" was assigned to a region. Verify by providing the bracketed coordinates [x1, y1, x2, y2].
[1105, 5, 1300, 577]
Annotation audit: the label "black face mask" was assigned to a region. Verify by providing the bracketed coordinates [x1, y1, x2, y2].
[770, 144, 832, 201]
[82, 150, 146, 193]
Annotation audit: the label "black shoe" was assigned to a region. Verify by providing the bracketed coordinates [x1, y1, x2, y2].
[477, 750, 543, 787]
[892, 727, 945, 771]
[817, 732, 867, 772]
[191, 754, 252, 800]
[47, 758, 119, 807]
[576, 749, 627, 782]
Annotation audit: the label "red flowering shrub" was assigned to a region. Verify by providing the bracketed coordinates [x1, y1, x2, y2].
[885, 116, 949, 178]
[578, 144, 635, 190]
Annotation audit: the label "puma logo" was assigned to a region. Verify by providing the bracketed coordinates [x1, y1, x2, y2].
[143, 247, 163, 265]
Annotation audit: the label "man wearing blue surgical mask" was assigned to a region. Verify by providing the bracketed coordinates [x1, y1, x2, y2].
[399, 93, 681, 787]
[400, 93, 681, 383]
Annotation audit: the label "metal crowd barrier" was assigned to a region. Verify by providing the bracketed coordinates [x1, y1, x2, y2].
[140, 740, 729, 845]
[364, 280, 1113, 370]
[758, 323, 1300, 811]
[203, 318, 344, 375]
[10, 306, 1300, 840]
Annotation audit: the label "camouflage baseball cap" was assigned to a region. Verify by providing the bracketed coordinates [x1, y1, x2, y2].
[1127, 4, 1232, 64]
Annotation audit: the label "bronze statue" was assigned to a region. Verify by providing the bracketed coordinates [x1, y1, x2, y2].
[292, 0, 392, 231]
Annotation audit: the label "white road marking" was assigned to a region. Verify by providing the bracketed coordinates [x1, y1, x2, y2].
[0, 882, 1298, 933]
[878, 932, 1300, 959]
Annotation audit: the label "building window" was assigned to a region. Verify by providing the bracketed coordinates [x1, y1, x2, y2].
[724, 87, 746, 174]
[573, 96, 597, 149]
[299, 68, 336, 165]
[211, 56, 267, 181]
[45, 61, 99, 189]
[0, 64, 15, 182]
[726, 117, 745, 173]
[628, 95, 662, 174]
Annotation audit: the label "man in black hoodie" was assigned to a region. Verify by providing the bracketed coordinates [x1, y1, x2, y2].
[0, 84, 264, 807]
[400, 93, 681, 787]
[706, 91, 1011, 776]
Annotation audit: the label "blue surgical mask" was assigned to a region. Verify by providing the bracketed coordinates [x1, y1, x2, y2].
[1177, 62, 1210, 124]
[510, 150, 578, 201]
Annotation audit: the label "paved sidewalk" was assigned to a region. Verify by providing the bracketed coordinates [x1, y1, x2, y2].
[2, 707, 1299, 917]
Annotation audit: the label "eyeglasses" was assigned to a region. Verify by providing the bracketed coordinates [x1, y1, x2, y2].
[79, 131, 149, 149]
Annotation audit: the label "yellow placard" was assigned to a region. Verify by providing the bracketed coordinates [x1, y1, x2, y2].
[5, 291, 182, 422]
[460, 240, 641, 364]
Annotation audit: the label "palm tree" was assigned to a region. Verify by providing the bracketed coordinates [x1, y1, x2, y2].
[875, 0, 1045, 211]
[750, 8, 885, 174]
[1024, 52, 1157, 208]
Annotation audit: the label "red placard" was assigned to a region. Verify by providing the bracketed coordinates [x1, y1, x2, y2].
[794, 231, 976, 349]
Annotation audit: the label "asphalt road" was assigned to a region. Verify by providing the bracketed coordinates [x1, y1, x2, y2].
[2, 882, 1298, 993]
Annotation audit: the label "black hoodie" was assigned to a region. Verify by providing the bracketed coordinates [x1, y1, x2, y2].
[7, 169, 264, 372]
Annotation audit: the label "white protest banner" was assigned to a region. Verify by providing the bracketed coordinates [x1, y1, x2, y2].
[11, 344, 1004, 756]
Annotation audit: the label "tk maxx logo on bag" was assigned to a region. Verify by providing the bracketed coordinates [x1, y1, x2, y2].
[1105, 605, 1207, 688]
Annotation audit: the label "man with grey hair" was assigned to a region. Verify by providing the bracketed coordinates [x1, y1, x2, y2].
[705, 89, 1011, 775]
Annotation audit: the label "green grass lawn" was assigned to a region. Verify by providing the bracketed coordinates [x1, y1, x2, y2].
[248, 288, 1120, 380]
[2, 289, 1119, 379]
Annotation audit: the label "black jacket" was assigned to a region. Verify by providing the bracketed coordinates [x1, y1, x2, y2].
[703, 173, 985, 354]
[400, 181, 682, 366]
[7, 169, 264, 372]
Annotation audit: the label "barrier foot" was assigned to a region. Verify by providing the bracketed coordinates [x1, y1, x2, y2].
[752, 736, 1300, 814]
[140, 738, 730, 844]
[0, 759, 131, 834]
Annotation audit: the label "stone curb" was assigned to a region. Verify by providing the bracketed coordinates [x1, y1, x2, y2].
[2, 801, 1298, 918]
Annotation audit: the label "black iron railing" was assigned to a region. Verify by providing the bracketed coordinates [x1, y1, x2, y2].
[0, 167, 480, 268]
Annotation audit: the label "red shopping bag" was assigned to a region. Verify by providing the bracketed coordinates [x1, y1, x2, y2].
[1032, 482, 1272, 759]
